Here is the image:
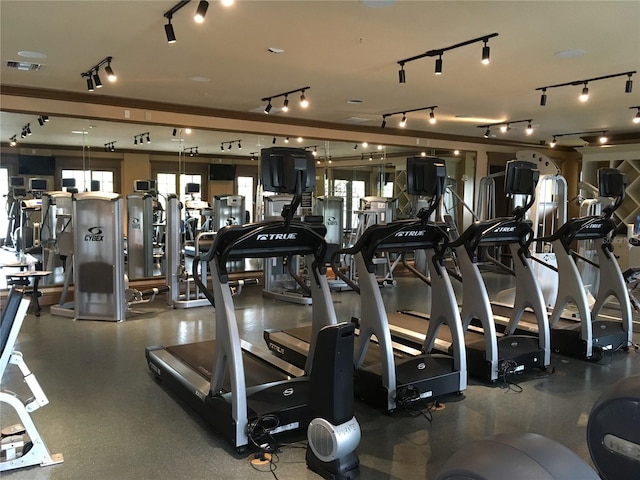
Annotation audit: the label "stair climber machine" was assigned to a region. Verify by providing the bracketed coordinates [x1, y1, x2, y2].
[266, 157, 467, 413]
[1, 287, 63, 471]
[400, 160, 551, 383]
[146, 147, 360, 478]
[512, 167, 632, 360]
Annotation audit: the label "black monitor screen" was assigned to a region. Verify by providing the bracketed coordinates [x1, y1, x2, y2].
[18, 155, 56, 176]
[209, 164, 236, 181]
[185, 182, 200, 194]
[9, 176, 25, 187]
[62, 178, 76, 188]
[134, 179, 156, 192]
[91, 180, 100, 192]
[598, 168, 626, 198]
[29, 178, 48, 191]
[504, 160, 539, 195]
[260, 147, 315, 194]
[406, 157, 446, 197]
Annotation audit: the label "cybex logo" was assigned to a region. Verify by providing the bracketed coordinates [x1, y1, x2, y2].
[495, 226, 516, 233]
[395, 230, 424, 237]
[283, 387, 294, 397]
[131, 217, 141, 229]
[585, 223, 603, 229]
[326, 216, 338, 226]
[257, 233, 298, 241]
[84, 226, 104, 241]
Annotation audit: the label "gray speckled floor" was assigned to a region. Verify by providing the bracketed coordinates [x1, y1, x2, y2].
[2, 274, 639, 480]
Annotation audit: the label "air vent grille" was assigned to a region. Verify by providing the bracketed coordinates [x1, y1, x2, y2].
[6, 61, 42, 71]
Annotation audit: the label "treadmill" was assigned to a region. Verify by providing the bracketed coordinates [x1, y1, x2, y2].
[392, 161, 552, 383]
[146, 148, 356, 455]
[491, 167, 632, 360]
[266, 157, 468, 413]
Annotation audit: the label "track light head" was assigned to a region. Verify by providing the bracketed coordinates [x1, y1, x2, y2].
[284, 137, 289, 143]
[399, 114, 407, 128]
[500, 124, 508, 133]
[540, 89, 547, 106]
[134, 137, 138, 145]
[398, 64, 406, 84]
[26, 124, 31, 135]
[633, 107, 640, 124]
[86, 76, 94, 91]
[599, 132, 608, 144]
[220, 143, 224, 151]
[272, 137, 276, 144]
[300, 91, 308, 108]
[38, 117, 44, 126]
[238, 141, 242, 150]
[435, 55, 443, 75]
[580, 83, 589, 102]
[194, 0, 209, 23]
[381, 117, 387, 128]
[172, 128, 177, 136]
[625, 74, 633, 93]
[282, 95, 289, 112]
[526, 121, 533, 135]
[481, 40, 490, 64]
[146, 133, 151, 144]
[264, 100, 272, 114]
[92, 70, 103, 88]
[550, 136, 557, 148]
[429, 109, 436, 124]
[484, 127, 491, 138]
[165, 20, 177, 43]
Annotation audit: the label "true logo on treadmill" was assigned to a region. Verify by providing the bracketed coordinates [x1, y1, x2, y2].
[84, 226, 104, 241]
[283, 387, 294, 396]
[395, 230, 424, 237]
[494, 226, 516, 233]
[256, 233, 298, 241]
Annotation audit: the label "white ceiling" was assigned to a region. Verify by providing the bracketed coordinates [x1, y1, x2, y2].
[1, 0, 639, 158]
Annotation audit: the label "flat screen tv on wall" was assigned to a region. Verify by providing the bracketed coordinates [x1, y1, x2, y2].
[209, 164, 236, 181]
[18, 155, 56, 176]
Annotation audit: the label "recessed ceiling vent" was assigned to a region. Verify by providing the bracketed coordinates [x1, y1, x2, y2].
[6, 60, 42, 71]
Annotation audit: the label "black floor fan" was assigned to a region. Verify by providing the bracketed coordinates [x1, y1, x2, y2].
[306, 322, 360, 479]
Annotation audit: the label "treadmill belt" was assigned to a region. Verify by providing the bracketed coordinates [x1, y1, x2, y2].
[166, 340, 289, 388]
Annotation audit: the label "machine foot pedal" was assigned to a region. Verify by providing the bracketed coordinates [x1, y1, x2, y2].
[1, 424, 25, 438]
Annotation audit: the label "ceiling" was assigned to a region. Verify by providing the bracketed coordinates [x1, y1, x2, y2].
[1, 0, 639, 159]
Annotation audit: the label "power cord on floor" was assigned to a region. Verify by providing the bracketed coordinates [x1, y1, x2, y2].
[250, 451, 280, 479]
[498, 360, 524, 393]
[396, 385, 436, 423]
[247, 414, 280, 454]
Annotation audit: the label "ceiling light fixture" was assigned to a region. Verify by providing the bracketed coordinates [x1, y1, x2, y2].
[9, 135, 17, 147]
[38, 116, 45, 126]
[380, 105, 438, 129]
[631, 106, 640, 124]
[396, 32, 498, 81]
[172, 128, 177, 136]
[261, 86, 310, 113]
[398, 63, 406, 83]
[163, 1, 190, 43]
[272, 137, 276, 144]
[194, 0, 209, 23]
[81, 56, 115, 91]
[104, 141, 116, 152]
[220, 143, 224, 151]
[264, 100, 273, 114]
[477, 119, 533, 137]
[548, 130, 610, 147]
[579, 83, 589, 102]
[185, 147, 199, 156]
[536, 70, 636, 106]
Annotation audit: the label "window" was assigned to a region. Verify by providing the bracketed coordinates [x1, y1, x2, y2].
[237, 176, 253, 222]
[156, 173, 176, 210]
[61, 169, 114, 193]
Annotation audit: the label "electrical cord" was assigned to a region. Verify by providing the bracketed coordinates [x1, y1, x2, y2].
[498, 360, 524, 393]
[247, 414, 280, 454]
[396, 385, 435, 423]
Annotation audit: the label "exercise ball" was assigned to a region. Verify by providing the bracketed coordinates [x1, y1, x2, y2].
[587, 375, 640, 480]
[436, 432, 599, 480]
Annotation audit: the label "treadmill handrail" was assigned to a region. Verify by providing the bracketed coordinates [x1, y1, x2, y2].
[537, 215, 617, 250]
[337, 219, 450, 274]
[449, 216, 534, 261]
